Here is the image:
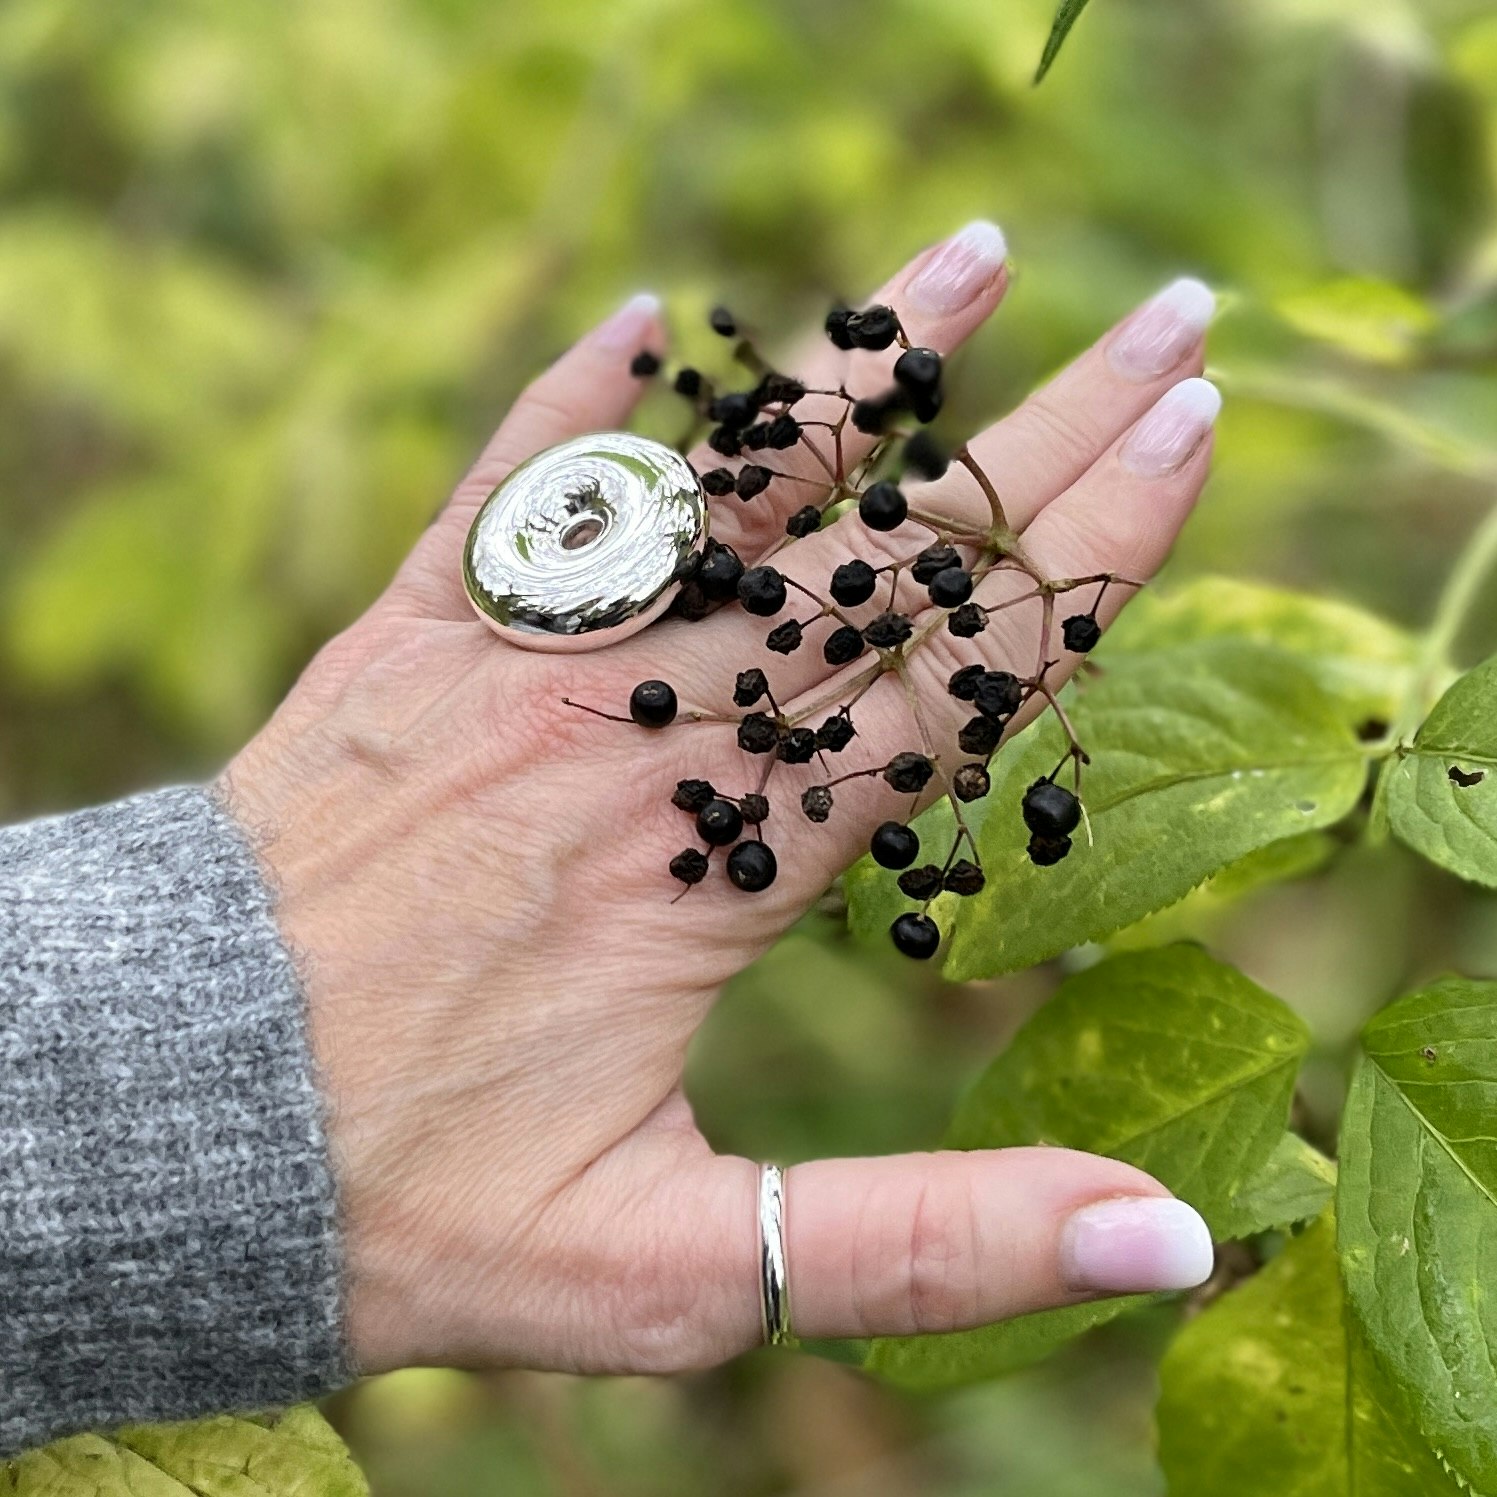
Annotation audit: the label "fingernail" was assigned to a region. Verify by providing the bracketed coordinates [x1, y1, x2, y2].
[905, 220, 1008, 316]
[1060, 1196, 1214, 1293]
[590, 292, 662, 354]
[1106, 277, 1215, 382]
[1119, 377, 1222, 478]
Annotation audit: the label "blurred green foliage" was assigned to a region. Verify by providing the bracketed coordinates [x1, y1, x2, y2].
[2, 0, 1495, 1490]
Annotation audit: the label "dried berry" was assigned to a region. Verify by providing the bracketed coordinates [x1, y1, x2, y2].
[884, 752, 935, 794]
[801, 786, 834, 823]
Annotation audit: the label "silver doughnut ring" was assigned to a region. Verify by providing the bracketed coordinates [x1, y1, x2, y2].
[462, 431, 707, 651]
[758, 1163, 795, 1347]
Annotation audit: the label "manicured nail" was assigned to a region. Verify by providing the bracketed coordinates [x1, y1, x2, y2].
[906, 221, 1008, 316]
[1060, 1196, 1214, 1293]
[1107, 277, 1215, 382]
[591, 292, 662, 354]
[1119, 377, 1222, 478]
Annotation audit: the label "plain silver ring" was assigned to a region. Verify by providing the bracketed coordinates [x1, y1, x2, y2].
[758, 1163, 795, 1347]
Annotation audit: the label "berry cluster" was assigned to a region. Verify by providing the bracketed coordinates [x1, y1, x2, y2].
[575, 302, 1137, 959]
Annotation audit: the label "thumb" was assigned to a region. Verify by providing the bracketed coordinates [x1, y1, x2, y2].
[720, 1147, 1214, 1343]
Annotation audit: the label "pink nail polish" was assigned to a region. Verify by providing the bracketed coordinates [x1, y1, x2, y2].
[905, 221, 1008, 316]
[1060, 1196, 1214, 1293]
[1119, 378, 1222, 478]
[1107, 278, 1216, 382]
[590, 293, 662, 354]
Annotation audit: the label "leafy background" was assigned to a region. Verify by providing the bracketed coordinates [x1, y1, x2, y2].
[1, 0, 1496, 1491]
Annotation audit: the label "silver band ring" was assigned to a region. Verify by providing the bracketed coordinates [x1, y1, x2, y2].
[758, 1163, 795, 1347]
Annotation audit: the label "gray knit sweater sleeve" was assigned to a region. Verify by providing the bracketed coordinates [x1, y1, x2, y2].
[0, 786, 351, 1457]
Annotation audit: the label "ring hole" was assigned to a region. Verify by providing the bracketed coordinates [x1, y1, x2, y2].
[561, 516, 605, 551]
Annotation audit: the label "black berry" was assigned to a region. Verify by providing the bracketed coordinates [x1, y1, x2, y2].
[1063, 613, 1103, 653]
[948, 603, 988, 638]
[884, 752, 935, 794]
[1022, 779, 1082, 837]
[870, 821, 919, 869]
[890, 911, 941, 960]
[974, 671, 1022, 721]
[629, 680, 678, 728]
[736, 464, 772, 500]
[740, 793, 770, 824]
[944, 860, 986, 896]
[959, 716, 1003, 755]
[816, 714, 856, 752]
[757, 373, 805, 404]
[1028, 833, 1072, 867]
[671, 778, 715, 813]
[630, 350, 661, 377]
[830, 560, 878, 607]
[903, 431, 950, 479]
[673, 367, 703, 397]
[737, 712, 780, 754]
[851, 394, 901, 435]
[846, 304, 901, 351]
[709, 305, 738, 337]
[913, 545, 961, 584]
[738, 566, 787, 616]
[708, 425, 743, 456]
[898, 864, 944, 901]
[766, 620, 803, 655]
[778, 727, 818, 764]
[893, 347, 942, 395]
[801, 786, 834, 823]
[701, 467, 736, 497]
[743, 422, 772, 451]
[863, 612, 913, 650]
[928, 567, 974, 608]
[948, 664, 984, 701]
[698, 541, 745, 601]
[785, 505, 821, 537]
[669, 848, 710, 885]
[858, 480, 908, 532]
[733, 668, 769, 708]
[953, 764, 991, 802]
[766, 413, 802, 448]
[910, 386, 943, 424]
[671, 580, 711, 621]
[727, 840, 778, 891]
[825, 306, 855, 350]
[697, 798, 744, 846]
[711, 393, 756, 427]
[823, 624, 865, 666]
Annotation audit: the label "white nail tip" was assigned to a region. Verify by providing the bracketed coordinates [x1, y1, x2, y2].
[1166, 375, 1224, 421]
[1154, 277, 1216, 329]
[1061, 1196, 1215, 1293]
[950, 219, 1009, 266]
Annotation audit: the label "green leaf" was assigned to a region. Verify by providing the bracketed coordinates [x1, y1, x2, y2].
[867, 946, 1310, 1389]
[1103, 576, 1421, 731]
[945, 642, 1369, 981]
[1213, 1132, 1336, 1242]
[1, 1407, 370, 1496]
[1338, 977, 1497, 1492]
[1385, 653, 1497, 887]
[1158, 1215, 1465, 1496]
[1034, 0, 1092, 82]
[1274, 277, 1437, 366]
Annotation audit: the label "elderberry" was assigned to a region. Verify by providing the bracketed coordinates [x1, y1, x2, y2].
[958, 716, 1003, 755]
[898, 864, 944, 901]
[700, 467, 736, 497]
[736, 464, 772, 500]
[740, 793, 770, 824]
[708, 425, 743, 457]
[824, 306, 855, 350]
[778, 727, 817, 764]
[697, 798, 744, 846]
[801, 786, 834, 823]
[815, 714, 856, 752]
[948, 664, 985, 701]
[846, 305, 901, 351]
[890, 911, 940, 960]
[629, 680, 678, 727]
[758, 372, 806, 404]
[928, 566, 974, 608]
[830, 560, 878, 607]
[673, 367, 703, 397]
[766, 413, 802, 448]
[974, 671, 1022, 721]
[913, 545, 961, 584]
[709, 305, 737, 338]
[948, 602, 987, 638]
[727, 840, 778, 891]
[863, 611, 913, 650]
[1022, 779, 1081, 837]
[670, 848, 710, 885]
[903, 431, 949, 479]
[738, 566, 787, 616]
[671, 778, 715, 813]
[851, 394, 901, 435]
[871, 821, 919, 869]
[884, 752, 935, 793]
[858, 480, 908, 532]
[1028, 833, 1072, 867]
[944, 860, 985, 896]
[743, 422, 772, 451]
[766, 620, 803, 655]
[1063, 613, 1102, 653]
[893, 347, 942, 396]
[733, 668, 769, 708]
[737, 712, 779, 754]
[953, 764, 991, 802]
[785, 505, 821, 538]
[823, 624, 865, 666]
[698, 541, 744, 601]
[630, 350, 661, 377]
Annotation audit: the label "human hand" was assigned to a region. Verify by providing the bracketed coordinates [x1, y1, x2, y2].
[222, 219, 1221, 1377]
